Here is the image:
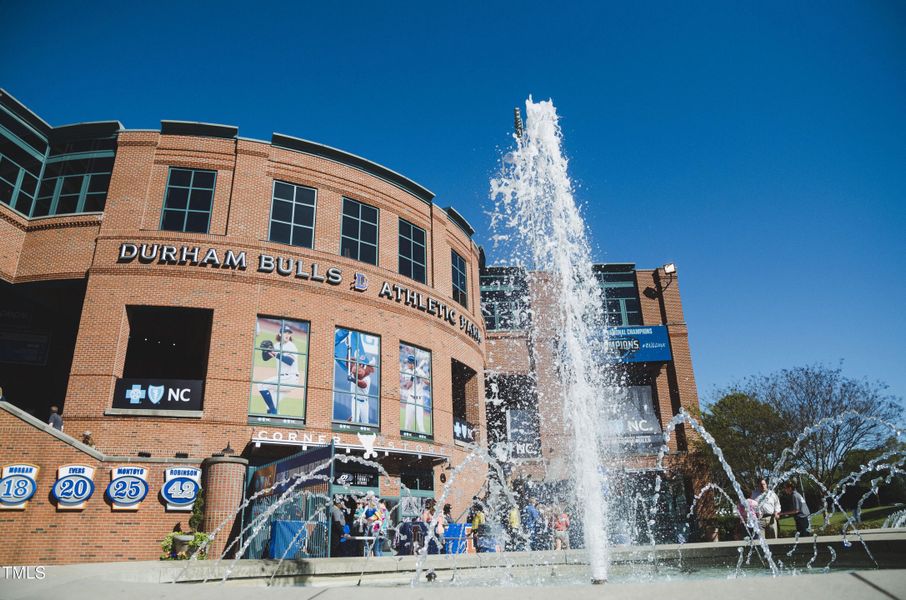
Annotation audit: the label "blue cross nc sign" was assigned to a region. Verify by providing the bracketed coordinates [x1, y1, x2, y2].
[126, 384, 146, 404]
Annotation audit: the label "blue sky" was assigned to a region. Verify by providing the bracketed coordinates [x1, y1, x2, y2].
[2, 1, 904, 404]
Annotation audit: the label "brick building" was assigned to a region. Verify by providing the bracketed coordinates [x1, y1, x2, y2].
[480, 262, 702, 541]
[0, 90, 487, 563]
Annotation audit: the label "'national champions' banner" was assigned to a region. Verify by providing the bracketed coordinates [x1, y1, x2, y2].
[605, 326, 672, 363]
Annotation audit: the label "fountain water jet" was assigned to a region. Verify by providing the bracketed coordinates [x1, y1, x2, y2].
[491, 97, 619, 583]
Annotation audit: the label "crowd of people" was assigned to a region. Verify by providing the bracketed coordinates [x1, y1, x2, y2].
[329, 493, 461, 557]
[469, 496, 572, 553]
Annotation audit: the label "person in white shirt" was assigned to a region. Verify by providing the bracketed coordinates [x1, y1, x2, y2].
[752, 478, 781, 538]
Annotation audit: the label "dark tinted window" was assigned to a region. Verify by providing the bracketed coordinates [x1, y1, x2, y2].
[451, 250, 468, 308]
[398, 218, 427, 283]
[160, 168, 216, 233]
[268, 181, 317, 249]
[339, 197, 379, 265]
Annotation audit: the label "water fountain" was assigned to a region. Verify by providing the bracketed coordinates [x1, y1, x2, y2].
[180, 97, 904, 588]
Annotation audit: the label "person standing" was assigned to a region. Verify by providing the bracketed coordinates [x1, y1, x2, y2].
[783, 481, 812, 537]
[553, 505, 571, 550]
[753, 479, 781, 539]
[522, 497, 541, 550]
[330, 496, 350, 557]
[421, 498, 445, 554]
[48, 405, 63, 431]
[471, 502, 492, 553]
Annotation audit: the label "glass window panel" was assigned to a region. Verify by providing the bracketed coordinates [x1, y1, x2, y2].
[0, 180, 12, 204]
[271, 199, 293, 223]
[361, 204, 378, 224]
[295, 186, 316, 206]
[360, 222, 377, 244]
[20, 173, 37, 196]
[412, 264, 426, 284]
[83, 194, 106, 212]
[191, 170, 216, 189]
[273, 181, 294, 201]
[359, 243, 377, 265]
[168, 169, 192, 187]
[399, 220, 411, 238]
[184, 211, 209, 233]
[161, 210, 184, 231]
[165, 187, 189, 210]
[38, 179, 56, 199]
[269, 221, 291, 245]
[88, 173, 110, 193]
[412, 226, 425, 245]
[60, 176, 83, 195]
[412, 243, 425, 265]
[293, 204, 314, 227]
[399, 238, 412, 259]
[297, 227, 314, 249]
[342, 198, 359, 217]
[0, 157, 18, 183]
[292, 226, 313, 249]
[13, 192, 34, 214]
[32, 197, 51, 217]
[341, 217, 358, 239]
[340, 237, 357, 259]
[189, 189, 212, 211]
[56, 195, 79, 214]
[399, 258, 412, 279]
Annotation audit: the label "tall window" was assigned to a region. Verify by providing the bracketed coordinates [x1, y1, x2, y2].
[480, 267, 529, 331]
[160, 168, 216, 233]
[595, 264, 642, 326]
[249, 317, 310, 424]
[398, 219, 426, 283]
[333, 328, 381, 430]
[340, 197, 378, 265]
[269, 181, 316, 248]
[400, 343, 433, 438]
[451, 250, 468, 308]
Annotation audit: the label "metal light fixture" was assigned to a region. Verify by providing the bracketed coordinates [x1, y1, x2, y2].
[663, 263, 676, 274]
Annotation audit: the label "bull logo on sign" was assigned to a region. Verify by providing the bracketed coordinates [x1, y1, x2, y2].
[147, 385, 165, 405]
[357, 432, 378, 460]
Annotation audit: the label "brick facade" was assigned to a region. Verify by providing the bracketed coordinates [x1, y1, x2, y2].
[0, 99, 488, 563]
[484, 265, 703, 501]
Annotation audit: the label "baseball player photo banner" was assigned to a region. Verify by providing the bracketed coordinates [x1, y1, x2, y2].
[399, 343, 433, 438]
[0, 463, 39, 510]
[51, 464, 96, 511]
[332, 327, 381, 429]
[249, 317, 310, 424]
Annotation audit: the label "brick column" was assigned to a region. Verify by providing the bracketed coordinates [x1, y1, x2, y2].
[201, 454, 248, 559]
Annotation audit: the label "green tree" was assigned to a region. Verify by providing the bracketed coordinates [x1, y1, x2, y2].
[734, 364, 901, 491]
[699, 393, 791, 491]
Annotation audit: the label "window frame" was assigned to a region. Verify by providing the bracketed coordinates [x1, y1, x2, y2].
[159, 167, 217, 233]
[268, 180, 318, 249]
[339, 197, 380, 265]
[451, 249, 469, 308]
[397, 218, 427, 283]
